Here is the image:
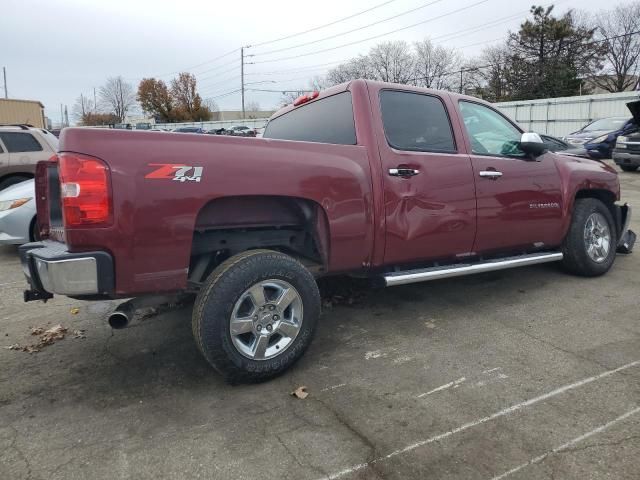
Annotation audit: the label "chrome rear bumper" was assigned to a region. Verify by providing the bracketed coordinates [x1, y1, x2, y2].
[20, 241, 114, 301]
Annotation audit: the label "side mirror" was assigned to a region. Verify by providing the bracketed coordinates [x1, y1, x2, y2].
[520, 132, 546, 157]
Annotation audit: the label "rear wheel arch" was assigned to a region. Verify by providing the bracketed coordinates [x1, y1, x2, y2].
[188, 195, 330, 285]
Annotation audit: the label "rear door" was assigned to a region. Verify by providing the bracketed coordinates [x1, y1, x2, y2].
[372, 88, 477, 265]
[456, 100, 563, 254]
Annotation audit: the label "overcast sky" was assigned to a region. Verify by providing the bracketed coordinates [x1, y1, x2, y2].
[2, 0, 615, 124]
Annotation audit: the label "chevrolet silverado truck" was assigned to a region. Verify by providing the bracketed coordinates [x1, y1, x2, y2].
[20, 80, 636, 382]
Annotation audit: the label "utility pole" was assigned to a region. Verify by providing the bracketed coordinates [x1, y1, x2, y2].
[93, 87, 97, 111]
[60, 104, 63, 128]
[64, 105, 69, 127]
[459, 68, 463, 94]
[2, 67, 7, 98]
[240, 47, 245, 119]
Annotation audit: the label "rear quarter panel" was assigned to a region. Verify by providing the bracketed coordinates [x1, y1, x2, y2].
[59, 128, 375, 295]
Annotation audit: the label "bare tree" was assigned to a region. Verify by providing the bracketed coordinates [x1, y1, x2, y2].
[203, 98, 220, 120]
[593, 1, 640, 92]
[467, 44, 512, 101]
[72, 93, 95, 124]
[326, 55, 376, 85]
[246, 101, 260, 112]
[99, 76, 136, 122]
[369, 41, 415, 83]
[413, 38, 461, 90]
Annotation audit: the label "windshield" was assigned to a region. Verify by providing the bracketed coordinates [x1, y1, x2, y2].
[583, 117, 628, 132]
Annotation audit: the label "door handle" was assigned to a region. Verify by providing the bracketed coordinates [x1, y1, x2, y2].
[479, 170, 503, 179]
[389, 168, 420, 177]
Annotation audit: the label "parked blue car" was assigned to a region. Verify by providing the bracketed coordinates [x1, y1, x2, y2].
[564, 111, 637, 160]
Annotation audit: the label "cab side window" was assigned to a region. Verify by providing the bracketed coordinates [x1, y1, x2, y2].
[458, 101, 524, 157]
[0, 132, 43, 153]
[380, 90, 456, 153]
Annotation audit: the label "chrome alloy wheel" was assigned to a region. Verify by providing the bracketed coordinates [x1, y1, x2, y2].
[230, 279, 303, 360]
[584, 212, 611, 263]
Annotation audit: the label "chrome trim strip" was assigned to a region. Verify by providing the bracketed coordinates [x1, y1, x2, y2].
[384, 252, 564, 287]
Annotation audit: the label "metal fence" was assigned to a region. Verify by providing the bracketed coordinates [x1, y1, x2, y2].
[495, 91, 639, 137]
[153, 117, 270, 131]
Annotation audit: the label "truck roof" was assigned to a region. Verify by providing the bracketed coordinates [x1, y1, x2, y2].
[268, 79, 495, 122]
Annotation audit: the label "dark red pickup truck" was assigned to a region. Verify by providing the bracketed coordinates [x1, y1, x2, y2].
[21, 80, 635, 382]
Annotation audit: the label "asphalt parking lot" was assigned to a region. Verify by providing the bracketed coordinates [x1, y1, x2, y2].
[1, 166, 639, 480]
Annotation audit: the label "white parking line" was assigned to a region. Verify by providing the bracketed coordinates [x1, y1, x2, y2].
[490, 406, 640, 480]
[318, 360, 640, 480]
[321, 383, 347, 392]
[417, 377, 466, 397]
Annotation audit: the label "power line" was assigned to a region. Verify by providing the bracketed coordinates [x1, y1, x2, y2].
[155, 48, 240, 78]
[207, 89, 242, 99]
[252, 0, 445, 57]
[250, 0, 490, 64]
[193, 59, 240, 78]
[197, 65, 241, 83]
[245, 61, 346, 76]
[248, 0, 398, 48]
[199, 75, 243, 93]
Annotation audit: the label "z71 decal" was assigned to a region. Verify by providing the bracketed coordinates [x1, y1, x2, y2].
[145, 164, 203, 182]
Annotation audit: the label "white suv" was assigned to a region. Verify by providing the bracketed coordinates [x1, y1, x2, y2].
[0, 125, 59, 191]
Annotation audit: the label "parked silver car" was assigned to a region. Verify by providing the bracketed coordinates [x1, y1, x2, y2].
[0, 179, 37, 245]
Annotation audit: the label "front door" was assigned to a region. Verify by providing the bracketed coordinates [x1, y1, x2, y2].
[374, 89, 477, 265]
[457, 101, 563, 254]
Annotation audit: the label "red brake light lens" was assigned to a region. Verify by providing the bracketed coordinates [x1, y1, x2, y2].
[59, 153, 112, 227]
[293, 90, 320, 106]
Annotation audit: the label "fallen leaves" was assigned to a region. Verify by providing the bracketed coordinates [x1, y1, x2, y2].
[72, 329, 86, 339]
[6, 324, 85, 353]
[70, 307, 80, 315]
[290, 386, 309, 399]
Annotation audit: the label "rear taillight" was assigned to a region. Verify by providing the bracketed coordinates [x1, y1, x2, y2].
[59, 153, 112, 227]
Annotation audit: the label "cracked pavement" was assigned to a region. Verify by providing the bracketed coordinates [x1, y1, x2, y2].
[1, 165, 639, 479]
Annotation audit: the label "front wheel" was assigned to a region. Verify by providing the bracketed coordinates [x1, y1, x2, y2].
[620, 165, 638, 172]
[561, 198, 617, 276]
[192, 250, 321, 383]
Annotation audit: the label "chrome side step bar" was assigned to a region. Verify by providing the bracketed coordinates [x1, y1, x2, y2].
[384, 252, 563, 287]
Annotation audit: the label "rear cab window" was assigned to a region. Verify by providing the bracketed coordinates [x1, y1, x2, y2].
[263, 92, 356, 145]
[0, 132, 44, 152]
[379, 90, 456, 153]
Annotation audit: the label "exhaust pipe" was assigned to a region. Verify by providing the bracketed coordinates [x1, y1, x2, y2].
[107, 301, 135, 329]
[106, 294, 185, 329]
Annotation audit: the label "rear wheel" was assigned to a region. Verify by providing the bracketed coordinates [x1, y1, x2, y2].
[192, 249, 320, 383]
[561, 198, 617, 276]
[620, 165, 638, 172]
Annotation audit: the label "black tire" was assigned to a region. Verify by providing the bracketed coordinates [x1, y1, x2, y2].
[561, 198, 617, 276]
[620, 165, 638, 172]
[29, 216, 40, 242]
[192, 249, 321, 383]
[0, 175, 31, 191]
